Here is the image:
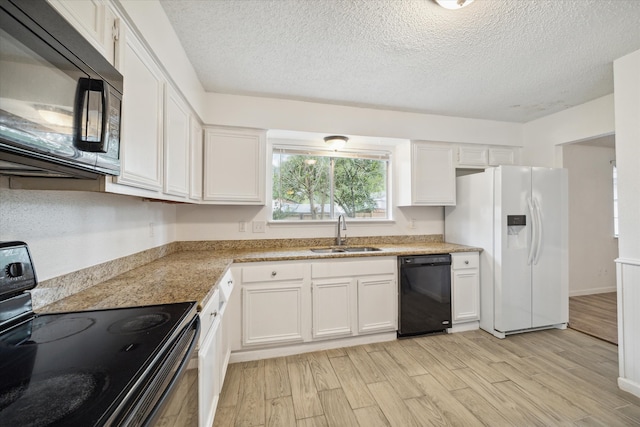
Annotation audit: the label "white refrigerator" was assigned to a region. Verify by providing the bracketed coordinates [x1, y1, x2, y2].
[445, 166, 568, 338]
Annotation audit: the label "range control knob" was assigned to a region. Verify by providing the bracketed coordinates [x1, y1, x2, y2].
[6, 262, 24, 278]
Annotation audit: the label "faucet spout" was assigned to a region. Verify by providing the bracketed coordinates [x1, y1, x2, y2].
[336, 215, 347, 246]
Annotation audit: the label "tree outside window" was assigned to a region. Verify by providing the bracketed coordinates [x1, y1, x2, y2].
[272, 149, 388, 221]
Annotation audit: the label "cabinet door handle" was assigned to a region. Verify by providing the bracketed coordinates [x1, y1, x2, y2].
[271, 271, 277, 277]
[211, 310, 218, 317]
[228, 280, 233, 285]
[464, 260, 469, 265]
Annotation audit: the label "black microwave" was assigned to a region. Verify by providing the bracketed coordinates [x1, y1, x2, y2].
[0, 0, 123, 179]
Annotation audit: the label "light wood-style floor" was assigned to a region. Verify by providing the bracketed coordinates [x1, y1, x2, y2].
[214, 328, 640, 426]
[569, 292, 618, 345]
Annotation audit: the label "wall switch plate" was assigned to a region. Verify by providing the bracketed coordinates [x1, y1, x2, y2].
[252, 221, 266, 233]
[239, 221, 247, 232]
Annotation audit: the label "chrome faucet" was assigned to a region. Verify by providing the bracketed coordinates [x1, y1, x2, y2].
[336, 215, 347, 246]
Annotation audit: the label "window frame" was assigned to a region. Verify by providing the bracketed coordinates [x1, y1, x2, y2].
[270, 144, 393, 223]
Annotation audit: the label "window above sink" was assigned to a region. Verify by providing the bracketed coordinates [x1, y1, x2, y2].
[271, 146, 390, 222]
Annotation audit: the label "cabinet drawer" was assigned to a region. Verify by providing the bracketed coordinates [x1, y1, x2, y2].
[200, 289, 221, 343]
[242, 263, 306, 283]
[451, 253, 479, 270]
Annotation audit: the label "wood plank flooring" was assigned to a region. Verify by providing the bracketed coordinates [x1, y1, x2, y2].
[214, 328, 640, 426]
[569, 292, 618, 344]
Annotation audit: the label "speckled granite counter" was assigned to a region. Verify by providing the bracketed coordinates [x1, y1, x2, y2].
[37, 236, 481, 314]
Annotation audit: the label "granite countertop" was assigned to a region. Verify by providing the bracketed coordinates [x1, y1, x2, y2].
[38, 239, 481, 314]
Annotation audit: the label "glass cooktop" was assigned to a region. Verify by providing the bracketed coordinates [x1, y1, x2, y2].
[0, 302, 195, 426]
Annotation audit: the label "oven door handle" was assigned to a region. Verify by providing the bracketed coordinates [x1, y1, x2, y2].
[143, 316, 201, 426]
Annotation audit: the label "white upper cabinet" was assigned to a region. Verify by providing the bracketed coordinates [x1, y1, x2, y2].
[116, 29, 164, 191]
[488, 147, 516, 166]
[48, 0, 118, 65]
[163, 86, 190, 198]
[397, 141, 456, 206]
[189, 118, 204, 201]
[457, 145, 517, 168]
[458, 146, 487, 167]
[203, 127, 266, 204]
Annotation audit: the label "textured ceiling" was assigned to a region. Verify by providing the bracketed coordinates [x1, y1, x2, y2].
[159, 0, 640, 123]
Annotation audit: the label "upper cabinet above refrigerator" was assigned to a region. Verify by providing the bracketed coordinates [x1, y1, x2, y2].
[396, 141, 456, 206]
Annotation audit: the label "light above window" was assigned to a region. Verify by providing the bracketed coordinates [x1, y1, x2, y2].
[434, 0, 475, 10]
[324, 135, 349, 150]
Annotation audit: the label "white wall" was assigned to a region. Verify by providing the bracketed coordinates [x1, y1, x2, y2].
[176, 204, 443, 242]
[522, 94, 614, 167]
[613, 48, 640, 399]
[0, 179, 176, 281]
[203, 93, 522, 146]
[562, 143, 618, 296]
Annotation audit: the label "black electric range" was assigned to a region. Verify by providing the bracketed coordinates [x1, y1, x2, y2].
[0, 242, 200, 426]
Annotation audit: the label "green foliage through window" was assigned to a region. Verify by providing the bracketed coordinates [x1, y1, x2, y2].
[272, 149, 388, 221]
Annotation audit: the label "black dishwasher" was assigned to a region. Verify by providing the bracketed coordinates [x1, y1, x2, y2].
[398, 254, 452, 337]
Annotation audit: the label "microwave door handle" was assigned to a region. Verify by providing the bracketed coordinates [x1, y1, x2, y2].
[73, 77, 108, 153]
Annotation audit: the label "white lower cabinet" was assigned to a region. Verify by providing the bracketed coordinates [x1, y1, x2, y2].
[199, 269, 234, 427]
[198, 288, 220, 427]
[237, 257, 397, 351]
[451, 252, 480, 324]
[358, 275, 397, 333]
[242, 283, 308, 346]
[312, 277, 356, 339]
[240, 261, 311, 347]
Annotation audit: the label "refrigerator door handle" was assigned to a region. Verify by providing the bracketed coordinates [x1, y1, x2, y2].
[533, 198, 543, 264]
[527, 198, 537, 265]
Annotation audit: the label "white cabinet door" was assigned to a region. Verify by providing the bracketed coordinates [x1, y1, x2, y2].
[458, 146, 488, 167]
[189, 118, 203, 201]
[312, 278, 356, 339]
[117, 31, 164, 190]
[488, 147, 515, 166]
[163, 86, 190, 197]
[203, 127, 266, 204]
[48, 0, 117, 64]
[242, 283, 306, 346]
[398, 141, 456, 206]
[358, 275, 397, 334]
[412, 142, 456, 205]
[451, 252, 480, 324]
[199, 316, 221, 427]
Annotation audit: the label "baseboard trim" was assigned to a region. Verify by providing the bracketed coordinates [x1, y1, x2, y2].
[229, 332, 397, 363]
[569, 287, 617, 297]
[449, 321, 480, 333]
[619, 377, 640, 399]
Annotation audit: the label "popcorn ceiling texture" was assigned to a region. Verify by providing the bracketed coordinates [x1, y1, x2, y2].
[158, 0, 640, 123]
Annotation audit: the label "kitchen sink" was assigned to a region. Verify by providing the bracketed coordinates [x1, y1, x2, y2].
[310, 246, 381, 253]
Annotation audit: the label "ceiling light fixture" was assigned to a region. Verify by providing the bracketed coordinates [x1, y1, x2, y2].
[434, 0, 474, 10]
[324, 135, 349, 150]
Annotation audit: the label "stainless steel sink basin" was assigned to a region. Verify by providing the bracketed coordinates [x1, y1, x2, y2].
[310, 246, 381, 253]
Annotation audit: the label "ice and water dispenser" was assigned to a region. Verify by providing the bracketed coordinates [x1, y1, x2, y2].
[507, 215, 527, 248]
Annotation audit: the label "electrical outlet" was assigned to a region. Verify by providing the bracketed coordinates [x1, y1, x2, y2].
[239, 221, 247, 232]
[409, 218, 416, 229]
[252, 221, 266, 233]
[149, 222, 155, 237]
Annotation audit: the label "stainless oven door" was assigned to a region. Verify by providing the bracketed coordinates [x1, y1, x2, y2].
[112, 315, 200, 427]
